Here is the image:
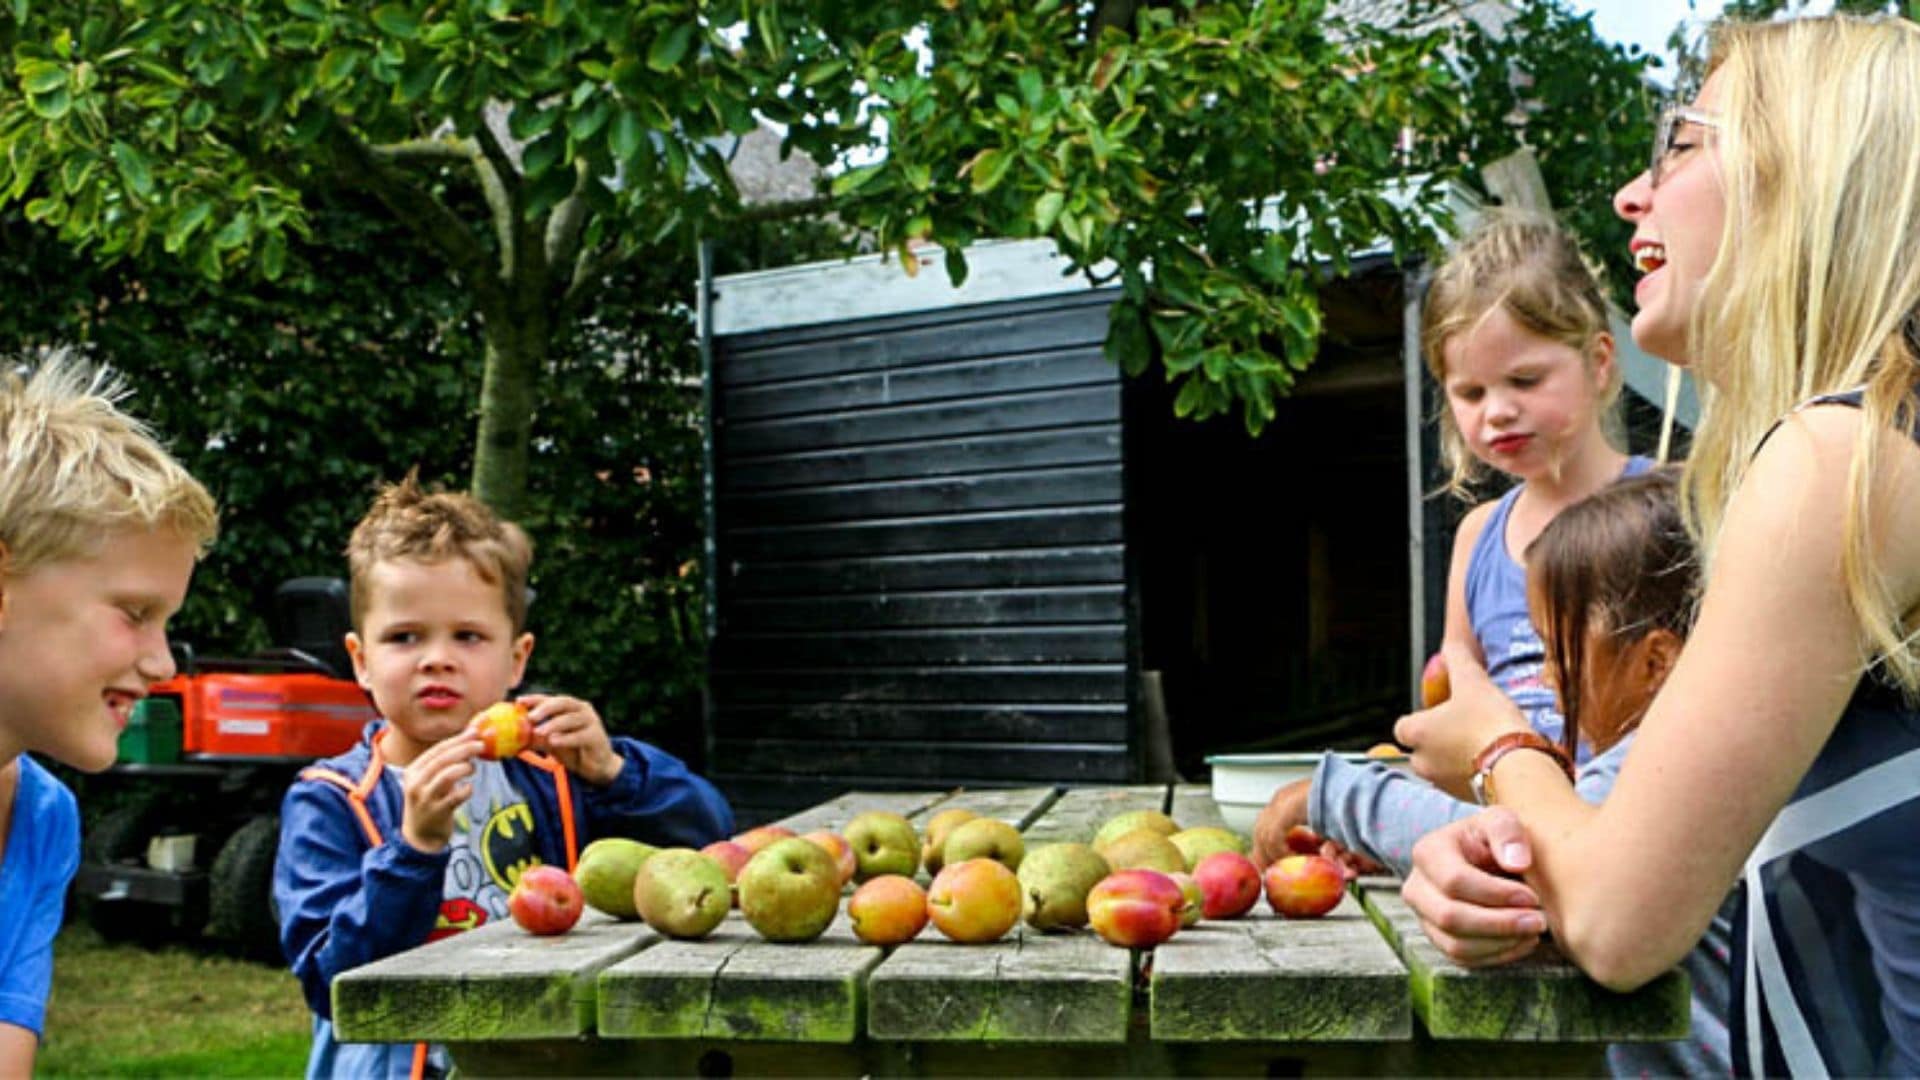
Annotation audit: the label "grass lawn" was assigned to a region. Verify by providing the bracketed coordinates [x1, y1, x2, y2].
[40, 925, 312, 1077]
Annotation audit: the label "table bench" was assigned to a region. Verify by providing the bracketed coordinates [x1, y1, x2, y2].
[332, 784, 1687, 1075]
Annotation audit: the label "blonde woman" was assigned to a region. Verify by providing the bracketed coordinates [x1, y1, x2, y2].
[1393, 16, 1920, 1075]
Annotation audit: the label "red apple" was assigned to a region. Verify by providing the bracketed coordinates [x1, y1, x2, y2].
[927, 858, 1022, 944]
[469, 701, 532, 760]
[733, 825, 797, 856]
[1192, 852, 1262, 919]
[1085, 869, 1185, 948]
[1420, 652, 1450, 708]
[701, 840, 752, 907]
[1264, 854, 1345, 919]
[801, 829, 857, 887]
[1283, 825, 1323, 856]
[847, 875, 930, 946]
[509, 864, 583, 935]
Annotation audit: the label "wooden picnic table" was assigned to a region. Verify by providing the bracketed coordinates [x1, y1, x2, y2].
[332, 784, 1688, 1076]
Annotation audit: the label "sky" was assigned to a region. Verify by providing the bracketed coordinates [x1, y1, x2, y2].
[1574, 0, 1725, 71]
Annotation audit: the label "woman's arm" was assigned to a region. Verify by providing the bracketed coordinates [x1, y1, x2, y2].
[1408, 407, 1920, 989]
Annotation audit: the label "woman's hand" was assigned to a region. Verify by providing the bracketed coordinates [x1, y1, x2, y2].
[1401, 808, 1547, 967]
[1394, 644, 1529, 798]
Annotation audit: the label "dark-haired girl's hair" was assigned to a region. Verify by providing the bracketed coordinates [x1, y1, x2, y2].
[1526, 467, 1698, 758]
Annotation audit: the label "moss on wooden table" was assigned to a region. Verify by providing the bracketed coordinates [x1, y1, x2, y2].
[1357, 880, 1690, 1042]
[332, 914, 653, 1043]
[1150, 893, 1410, 1042]
[598, 913, 880, 1042]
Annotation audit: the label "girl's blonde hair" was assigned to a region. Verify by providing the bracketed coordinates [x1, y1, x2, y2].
[1422, 211, 1623, 496]
[1686, 15, 1920, 696]
[0, 350, 218, 574]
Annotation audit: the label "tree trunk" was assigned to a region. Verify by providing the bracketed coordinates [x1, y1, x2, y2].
[471, 301, 549, 522]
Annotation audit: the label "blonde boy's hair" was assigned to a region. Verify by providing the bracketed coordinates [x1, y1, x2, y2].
[1687, 15, 1920, 697]
[0, 350, 218, 574]
[1421, 211, 1622, 496]
[346, 474, 532, 632]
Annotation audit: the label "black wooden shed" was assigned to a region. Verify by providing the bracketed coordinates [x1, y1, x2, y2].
[698, 230, 1688, 825]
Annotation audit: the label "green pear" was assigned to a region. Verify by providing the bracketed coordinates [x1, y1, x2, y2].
[1168, 826, 1246, 871]
[1017, 843, 1111, 931]
[920, 808, 978, 876]
[574, 837, 657, 920]
[1098, 829, 1188, 875]
[632, 848, 730, 939]
[845, 811, 920, 882]
[1092, 810, 1179, 852]
[941, 817, 1025, 873]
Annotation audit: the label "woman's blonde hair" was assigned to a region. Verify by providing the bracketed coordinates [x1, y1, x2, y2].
[1686, 15, 1920, 696]
[0, 350, 218, 574]
[1422, 210, 1622, 496]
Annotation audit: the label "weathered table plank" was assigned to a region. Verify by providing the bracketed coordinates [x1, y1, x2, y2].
[1168, 783, 1232, 832]
[1150, 893, 1410, 1041]
[923, 786, 1062, 829]
[333, 913, 654, 1042]
[1358, 881, 1690, 1042]
[867, 925, 1133, 1042]
[772, 790, 953, 834]
[1022, 785, 1168, 844]
[598, 911, 880, 1042]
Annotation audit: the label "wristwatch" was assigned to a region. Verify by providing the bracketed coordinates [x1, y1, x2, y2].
[1469, 731, 1576, 806]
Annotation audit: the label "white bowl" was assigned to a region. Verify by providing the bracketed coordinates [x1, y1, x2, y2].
[1205, 751, 1412, 833]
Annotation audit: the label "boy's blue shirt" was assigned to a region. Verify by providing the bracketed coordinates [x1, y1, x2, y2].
[274, 720, 733, 1023]
[0, 754, 80, 1041]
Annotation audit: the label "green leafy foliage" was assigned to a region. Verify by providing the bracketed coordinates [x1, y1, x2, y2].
[0, 194, 726, 747]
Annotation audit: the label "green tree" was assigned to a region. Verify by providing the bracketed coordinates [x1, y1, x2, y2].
[2, 0, 1470, 471]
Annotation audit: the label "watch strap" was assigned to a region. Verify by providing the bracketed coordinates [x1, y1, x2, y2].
[1469, 731, 1575, 806]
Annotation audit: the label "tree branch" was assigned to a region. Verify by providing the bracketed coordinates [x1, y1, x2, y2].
[327, 124, 506, 310]
[560, 241, 631, 316]
[368, 137, 473, 168]
[545, 158, 591, 284]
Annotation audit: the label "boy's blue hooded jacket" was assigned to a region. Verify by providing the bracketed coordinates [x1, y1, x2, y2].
[274, 720, 732, 1021]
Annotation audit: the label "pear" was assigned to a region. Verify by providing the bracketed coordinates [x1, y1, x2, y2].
[1092, 810, 1179, 852]
[1168, 826, 1246, 871]
[920, 808, 978, 876]
[633, 848, 731, 939]
[574, 837, 657, 920]
[1098, 830, 1188, 875]
[941, 817, 1025, 873]
[1017, 843, 1111, 931]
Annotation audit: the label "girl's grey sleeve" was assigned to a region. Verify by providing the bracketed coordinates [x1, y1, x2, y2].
[1307, 738, 1629, 879]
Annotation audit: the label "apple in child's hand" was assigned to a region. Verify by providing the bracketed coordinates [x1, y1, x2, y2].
[1086, 869, 1185, 948]
[509, 864, 584, 935]
[1420, 652, 1450, 708]
[470, 701, 532, 760]
[1283, 825, 1323, 856]
[1192, 852, 1263, 920]
[847, 874, 930, 946]
[1264, 854, 1346, 919]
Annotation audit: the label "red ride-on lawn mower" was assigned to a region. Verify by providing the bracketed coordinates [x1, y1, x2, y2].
[73, 578, 375, 960]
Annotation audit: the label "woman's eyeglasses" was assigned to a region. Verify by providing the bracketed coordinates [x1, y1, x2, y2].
[1650, 104, 1720, 188]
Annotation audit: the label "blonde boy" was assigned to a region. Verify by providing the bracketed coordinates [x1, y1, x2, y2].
[274, 476, 731, 1080]
[0, 354, 217, 1073]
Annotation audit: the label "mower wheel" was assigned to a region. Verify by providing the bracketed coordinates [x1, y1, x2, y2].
[209, 814, 282, 962]
[82, 801, 194, 945]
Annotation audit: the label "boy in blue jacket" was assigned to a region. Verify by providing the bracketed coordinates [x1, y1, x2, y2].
[274, 476, 733, 1079]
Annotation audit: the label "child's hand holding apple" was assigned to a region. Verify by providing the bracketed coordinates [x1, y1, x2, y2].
[517, 693, 623, 785]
